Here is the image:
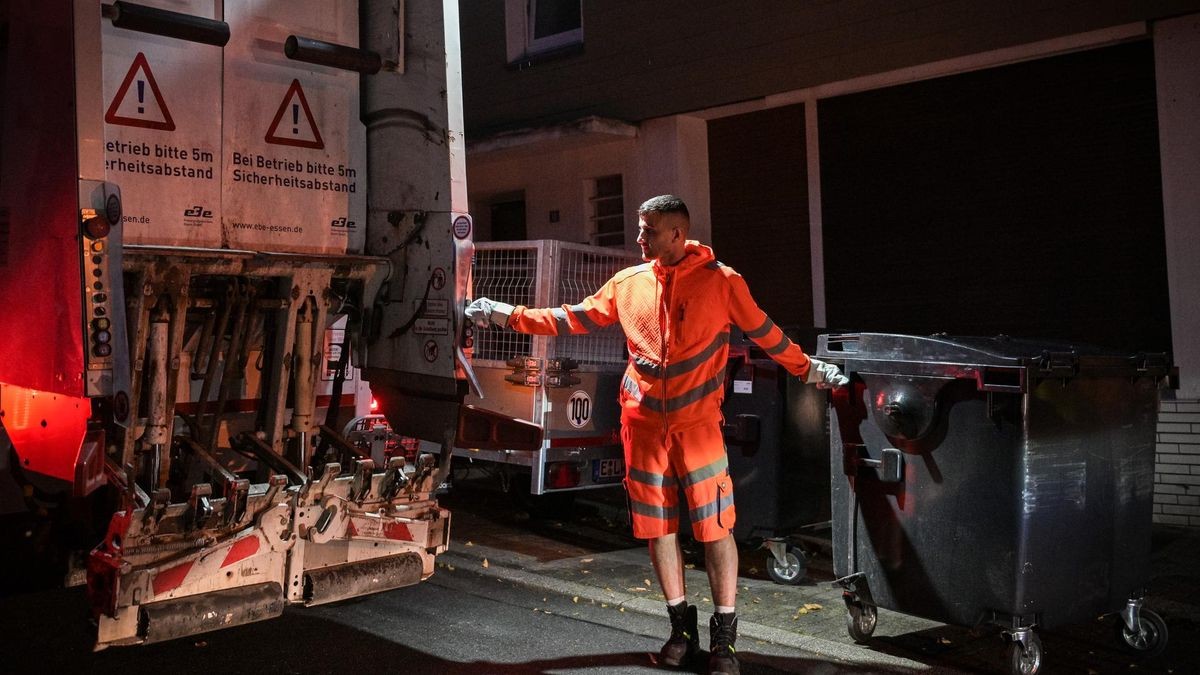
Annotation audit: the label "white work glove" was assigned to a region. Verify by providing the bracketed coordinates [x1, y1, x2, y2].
[805, 357, 849, 389]
[464, 297, 515, 329]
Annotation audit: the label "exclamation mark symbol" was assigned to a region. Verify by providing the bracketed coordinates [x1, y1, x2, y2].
[292, 104, 299, 135]
[137, 80, 145, 114]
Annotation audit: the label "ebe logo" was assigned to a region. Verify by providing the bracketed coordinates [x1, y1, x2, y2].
[330, 216, 357, 230]
[182, 204, 214, 226]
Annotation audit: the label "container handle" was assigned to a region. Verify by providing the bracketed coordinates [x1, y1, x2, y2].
[818, 333, 860, 354]
[975, 367, 1025, 393]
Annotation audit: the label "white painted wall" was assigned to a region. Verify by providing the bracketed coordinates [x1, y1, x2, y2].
[466, 113, 712, 249]
[1154, 14, 1200, 399]
[632, 116, 712, 243]
[467, 137, 636, 246]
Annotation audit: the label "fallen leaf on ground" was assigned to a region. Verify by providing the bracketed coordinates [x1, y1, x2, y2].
[803, 603, 822, 611]
[482, 558, 489, 568]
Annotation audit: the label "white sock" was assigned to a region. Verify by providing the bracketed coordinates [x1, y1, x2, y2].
[715, 605, 735, 614]
[666, 596, 686, 607]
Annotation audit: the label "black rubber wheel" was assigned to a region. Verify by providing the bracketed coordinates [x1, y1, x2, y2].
[845, 602, 877, 643]
[766, 545, 807, 585]
[1116, 608, 1169, 658]
[1008, 632, 1043, 675]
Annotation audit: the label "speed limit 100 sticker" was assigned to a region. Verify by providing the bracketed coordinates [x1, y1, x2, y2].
[567, 390, 591, 428]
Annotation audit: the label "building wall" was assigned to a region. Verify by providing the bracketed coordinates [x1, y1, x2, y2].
[1152, 14, 1200, 527]
[468, 118, 712, 248]
[1157, 401, 1200, 527]
[468, 138, 636, 244]
[463, 5, 1200, 528]
[461, 0, 1200, 136]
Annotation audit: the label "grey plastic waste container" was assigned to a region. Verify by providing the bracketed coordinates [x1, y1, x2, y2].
[721, 328, 830, 584]
[816, 333, 1174, 675]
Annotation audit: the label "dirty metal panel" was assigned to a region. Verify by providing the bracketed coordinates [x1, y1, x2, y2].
[222, 0, 366, 254]
[100, 0, 224, 247]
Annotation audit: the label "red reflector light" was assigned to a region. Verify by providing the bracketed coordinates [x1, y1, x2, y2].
[546, 462, 581, 489]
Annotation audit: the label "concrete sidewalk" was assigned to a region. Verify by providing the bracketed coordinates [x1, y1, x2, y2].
[439, 492, 1200, 674]
[440, 540, 946, 673]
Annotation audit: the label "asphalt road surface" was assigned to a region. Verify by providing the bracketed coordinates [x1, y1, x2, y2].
[1, 564, 883, 675]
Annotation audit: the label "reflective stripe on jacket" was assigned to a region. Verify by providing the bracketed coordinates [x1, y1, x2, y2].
[507, 241, 814, 429]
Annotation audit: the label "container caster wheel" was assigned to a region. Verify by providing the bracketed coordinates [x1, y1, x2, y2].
[845, 602, 877, 643]
[765, 543, 806, 585]
[1007, 630, 1042, 675]
[1116, 608, 1168, 658]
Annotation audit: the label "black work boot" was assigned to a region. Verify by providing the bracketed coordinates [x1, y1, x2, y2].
[659, 602, 699, 668]
[708, 612, 740, 675]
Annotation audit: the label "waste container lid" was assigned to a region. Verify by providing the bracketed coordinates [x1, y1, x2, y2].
[816, 333, 1169, 373]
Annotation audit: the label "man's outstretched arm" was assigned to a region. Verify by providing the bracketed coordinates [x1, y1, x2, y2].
[726, 273, 847, 388]
[466, 278, 620, 336]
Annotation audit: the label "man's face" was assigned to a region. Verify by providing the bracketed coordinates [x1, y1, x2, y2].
[636, 212, 684, 263]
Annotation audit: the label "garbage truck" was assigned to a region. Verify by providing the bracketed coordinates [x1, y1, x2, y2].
[0, 0, 537, 649]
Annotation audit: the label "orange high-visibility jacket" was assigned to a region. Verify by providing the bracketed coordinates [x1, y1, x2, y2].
[507, 241, 815, 429]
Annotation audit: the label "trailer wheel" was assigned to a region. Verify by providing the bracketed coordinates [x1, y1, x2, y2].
[845, 602, 877, 643]
[765, 544, 806, 585]
[1007, 631, 1043, 675]
[1116, 608, 1168, 658]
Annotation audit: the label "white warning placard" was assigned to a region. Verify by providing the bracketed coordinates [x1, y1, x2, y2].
[222, 0, 366, 255]
[102, 0, 222, 247]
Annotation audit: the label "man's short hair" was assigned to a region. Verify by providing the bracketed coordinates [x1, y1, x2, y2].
[637, 194, 689, 220]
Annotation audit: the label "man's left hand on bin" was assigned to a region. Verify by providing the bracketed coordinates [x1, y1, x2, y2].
[805, 357, 849, 389]
[465, 297, 515, 329]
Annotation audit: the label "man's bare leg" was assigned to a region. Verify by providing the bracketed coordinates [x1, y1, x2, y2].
[649, 533, 686, 600]
[704, 533, 738, 608]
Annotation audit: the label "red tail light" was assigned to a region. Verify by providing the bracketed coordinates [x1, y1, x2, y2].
[545, 461, 581, 490]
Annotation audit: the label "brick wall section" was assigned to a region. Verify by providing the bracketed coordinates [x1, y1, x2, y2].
[1154, 399, 1200, 528]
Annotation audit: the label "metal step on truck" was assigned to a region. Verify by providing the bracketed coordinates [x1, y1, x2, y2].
[0, 0, 537, 649]
[459, 240, 641, 500]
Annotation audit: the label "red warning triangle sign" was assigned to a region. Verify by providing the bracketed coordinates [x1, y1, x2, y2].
[105, 52, 175, 131]
[264, 79, 324, 149]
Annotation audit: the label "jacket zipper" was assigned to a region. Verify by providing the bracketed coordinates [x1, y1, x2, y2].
[660, 269, 674, 442]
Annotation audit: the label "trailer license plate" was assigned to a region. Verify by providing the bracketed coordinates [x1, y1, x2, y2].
[593, 457, 625, 483]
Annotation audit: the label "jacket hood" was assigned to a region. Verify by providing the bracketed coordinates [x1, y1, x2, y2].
[653, 240, 715, 277]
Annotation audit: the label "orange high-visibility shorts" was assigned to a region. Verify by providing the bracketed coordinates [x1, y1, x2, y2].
[621, 419, 735, 543]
